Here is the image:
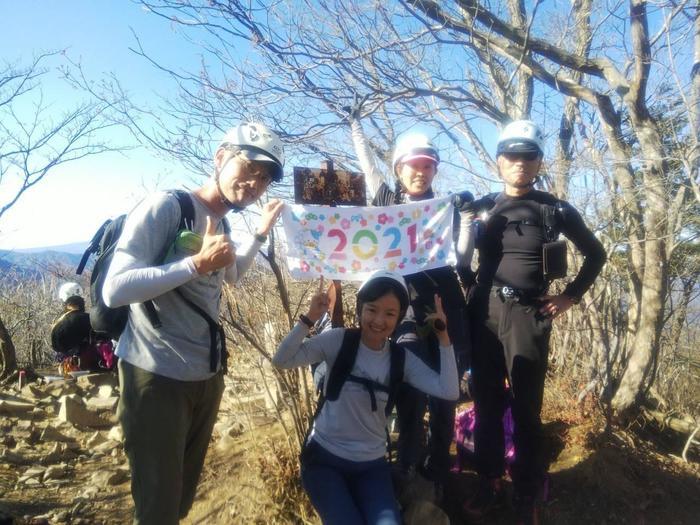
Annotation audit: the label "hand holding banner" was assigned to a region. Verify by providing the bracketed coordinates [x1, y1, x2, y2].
[281, 196, 455, 281]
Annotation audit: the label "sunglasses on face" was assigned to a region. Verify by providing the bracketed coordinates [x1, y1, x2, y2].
[501, 151, 541, 162]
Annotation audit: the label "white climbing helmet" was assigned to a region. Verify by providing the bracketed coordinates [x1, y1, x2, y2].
[497, 120, 545, 156]
[356, 269, 410, 322]
[359, 269, 409, 296]
[219, 122, 285, 181]
[391, 132, 440, 176]
[58, 282, 83, 303]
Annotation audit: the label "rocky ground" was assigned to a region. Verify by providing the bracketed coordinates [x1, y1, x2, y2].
[0, 372, 129, 525]
[0, 369, 274, 525]
[0, 370, 698, 524]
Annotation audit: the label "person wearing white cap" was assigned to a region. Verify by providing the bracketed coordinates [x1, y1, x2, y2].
[51, 282, 95, 372]
[464, 120, 606, 524]
[273, 271, 459, 525]
[102, 122, 286, 524]
[57, 282, 84, 303]
[348, 112, 474, 497]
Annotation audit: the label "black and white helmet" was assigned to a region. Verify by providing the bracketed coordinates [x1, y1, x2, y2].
[219, 122, 285, 182]
[497, 120, 544, 156]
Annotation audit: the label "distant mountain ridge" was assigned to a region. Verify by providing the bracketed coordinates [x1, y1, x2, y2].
[12, 241, 89, 254]
[0, 247, 86, 281]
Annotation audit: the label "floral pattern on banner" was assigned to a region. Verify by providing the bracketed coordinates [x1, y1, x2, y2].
[281, 196, 455, 281]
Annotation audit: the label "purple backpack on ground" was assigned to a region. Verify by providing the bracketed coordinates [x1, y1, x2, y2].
[452, 405, 516, 473]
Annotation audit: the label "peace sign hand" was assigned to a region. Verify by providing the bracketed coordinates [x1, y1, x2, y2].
[306, 276, 331, 323]
[424, 294, 451, 347]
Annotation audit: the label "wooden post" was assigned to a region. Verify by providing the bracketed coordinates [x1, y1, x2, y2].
[321, 159, 345, 327]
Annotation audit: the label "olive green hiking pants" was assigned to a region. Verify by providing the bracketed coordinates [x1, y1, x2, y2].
[118, 360, 224, 525]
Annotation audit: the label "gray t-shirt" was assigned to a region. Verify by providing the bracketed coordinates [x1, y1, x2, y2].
[273, 325, 459, 461]
[104, 191, 260, 381]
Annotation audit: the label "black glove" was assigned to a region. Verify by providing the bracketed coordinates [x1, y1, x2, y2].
[469, 196, 497, 214]
[452, 191, 475, 211]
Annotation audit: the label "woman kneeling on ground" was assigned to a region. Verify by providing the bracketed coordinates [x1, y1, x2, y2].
[272, 271, 459, 525]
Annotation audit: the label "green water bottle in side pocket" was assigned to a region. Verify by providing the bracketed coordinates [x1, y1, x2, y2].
[165, 229, 203, 261]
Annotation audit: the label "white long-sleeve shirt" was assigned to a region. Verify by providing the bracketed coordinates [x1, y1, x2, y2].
[103, 191, 263, 381]
[274, 324, 459, 461]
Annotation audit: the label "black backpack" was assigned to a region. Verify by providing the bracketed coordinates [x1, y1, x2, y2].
[302, 328, 405, 457]
[324, 328, 405, 416]
[76, 190, 195, 340]
[77, 190, 230, 372]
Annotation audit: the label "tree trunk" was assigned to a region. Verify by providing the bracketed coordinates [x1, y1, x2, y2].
[691, 0, 700, 204]
[611, 106, 669, 413]
[0, 313, 18, 380]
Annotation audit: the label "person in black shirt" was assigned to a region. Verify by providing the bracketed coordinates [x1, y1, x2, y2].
[350, 117, 474, 497]
[51, 285, 98, 371]
[464, 120, 606, 524]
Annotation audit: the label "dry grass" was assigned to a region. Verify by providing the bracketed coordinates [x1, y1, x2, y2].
[256, 436, 316, 525]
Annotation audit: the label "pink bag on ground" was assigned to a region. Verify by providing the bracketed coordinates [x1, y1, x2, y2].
[452, 405, 516, 473]
[96, 340, 117, 370]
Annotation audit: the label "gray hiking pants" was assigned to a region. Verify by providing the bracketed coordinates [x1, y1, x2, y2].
[118, 360, 224, 525]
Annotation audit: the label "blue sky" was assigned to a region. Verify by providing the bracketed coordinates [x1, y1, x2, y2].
[0, 1, 207, 251]
[0, 1, 689, 252]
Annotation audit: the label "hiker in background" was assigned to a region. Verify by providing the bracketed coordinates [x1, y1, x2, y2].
[349, 110, 474, 495]
[102, 122, 285, 525]
[273, 271, 459, 525]
[464, 120, 606, 524]
[51, 282, 98, 373]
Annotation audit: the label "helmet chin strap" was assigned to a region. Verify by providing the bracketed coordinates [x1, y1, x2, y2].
[215, 172, 244, 212]
[214, 155, 244, 213]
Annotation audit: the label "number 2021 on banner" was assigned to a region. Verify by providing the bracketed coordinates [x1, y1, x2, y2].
[327, 223, 436, 261]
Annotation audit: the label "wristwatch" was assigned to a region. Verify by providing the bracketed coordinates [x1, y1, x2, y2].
[254, 232, 268, 243]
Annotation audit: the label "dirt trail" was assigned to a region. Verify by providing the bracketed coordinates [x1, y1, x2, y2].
[1, 373, 698, 524]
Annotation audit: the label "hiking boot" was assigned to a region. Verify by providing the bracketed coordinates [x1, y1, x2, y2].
[513, 494, 542, 525]
[462, 477, 506, 521]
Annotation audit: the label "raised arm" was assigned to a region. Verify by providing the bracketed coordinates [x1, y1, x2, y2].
[349, 116, 388, 201]
[224, 199, 284, 285]
[272, 325, 344, 369]
[273, 279, 335, 369]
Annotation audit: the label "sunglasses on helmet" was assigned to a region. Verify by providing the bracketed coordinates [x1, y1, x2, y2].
[501, 151, 541, 162]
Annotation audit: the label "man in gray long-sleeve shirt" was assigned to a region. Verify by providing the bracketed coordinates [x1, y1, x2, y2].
[103, 122, 285, 524]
